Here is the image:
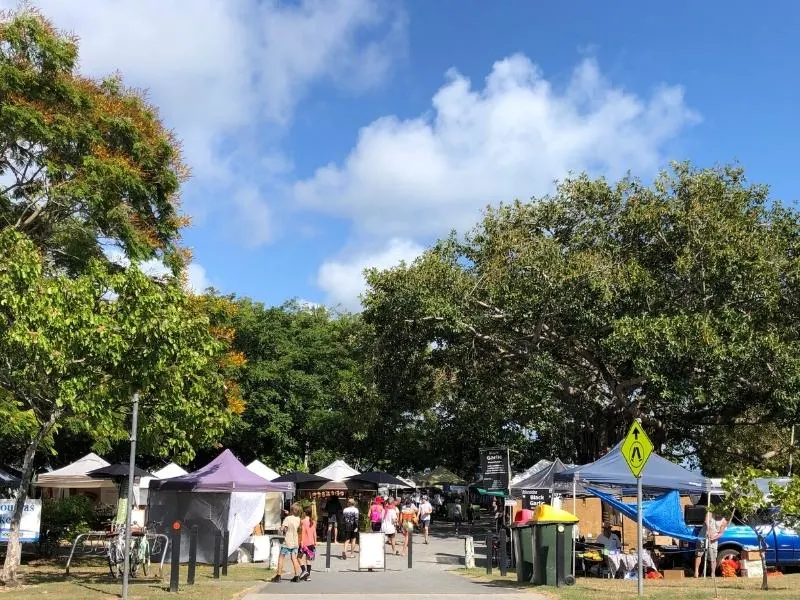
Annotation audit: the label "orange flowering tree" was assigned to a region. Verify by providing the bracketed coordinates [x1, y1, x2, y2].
[0, 8, 188, 275]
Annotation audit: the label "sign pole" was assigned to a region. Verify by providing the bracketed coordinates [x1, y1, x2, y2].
[637, 475, 643, 597]
[621, 419, 652, 598]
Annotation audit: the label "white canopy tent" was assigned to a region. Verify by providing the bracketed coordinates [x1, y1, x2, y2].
[246, 460, 280, 481]
[315, 460, 359, 481]
[35, 453, 118, 505]
[246, 460, 282, 531]
[136, 462, 189, 507]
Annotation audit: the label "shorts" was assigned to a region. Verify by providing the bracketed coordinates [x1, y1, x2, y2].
[280, 546, 298, 556]
[420, 517, 431, 526]
[344, 525, 358, 540]
[402, 520, 415, 532]
[696, 541, 718, 562]
[371, 522, 382, 532]
[327, 514, 339, 526]
[299, 545, 316, 560]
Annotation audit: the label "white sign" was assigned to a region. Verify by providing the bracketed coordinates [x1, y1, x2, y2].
[358, 532, 385, 570]
[0, 499, 42, 543]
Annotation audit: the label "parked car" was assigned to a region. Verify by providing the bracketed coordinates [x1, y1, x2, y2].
[716, 522, 800, 567]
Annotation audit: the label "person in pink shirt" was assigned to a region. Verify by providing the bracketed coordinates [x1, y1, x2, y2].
[298, 506, 317, 581]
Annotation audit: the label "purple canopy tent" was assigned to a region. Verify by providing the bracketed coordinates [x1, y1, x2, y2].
[148, 450, 294, 562]
[149, 450, 293, 493]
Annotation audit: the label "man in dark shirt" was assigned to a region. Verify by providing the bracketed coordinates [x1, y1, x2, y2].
[326, 496, 342, 542]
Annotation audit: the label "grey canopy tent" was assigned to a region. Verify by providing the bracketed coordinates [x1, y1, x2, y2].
[511, 458, 589, 495]
[148, 450, 294, 562]
[553, 443, 708, 493]
[0, 465, 21, 491]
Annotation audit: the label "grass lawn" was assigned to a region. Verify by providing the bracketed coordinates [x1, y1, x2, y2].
[0, 558, 272, 600]
[454, 568, 800, 599]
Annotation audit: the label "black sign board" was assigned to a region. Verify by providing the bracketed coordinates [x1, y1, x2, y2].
[521, 488, 552, 510]
[480, 447, 510, 491]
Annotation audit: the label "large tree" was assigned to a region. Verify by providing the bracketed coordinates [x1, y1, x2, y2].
[225, 300, 380, 473]
[0, 231, 237, 583]
[363, 164, 800, 467]
[0, 9, 188, 276]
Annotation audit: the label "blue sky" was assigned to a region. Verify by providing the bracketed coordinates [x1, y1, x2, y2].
[8, 1, 799, 309]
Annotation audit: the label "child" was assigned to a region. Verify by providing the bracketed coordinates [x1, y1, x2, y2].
[299, 505, 317, 581]
[271, 503, 302, 583]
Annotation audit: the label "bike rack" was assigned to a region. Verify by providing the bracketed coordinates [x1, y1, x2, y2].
[65, 532, 170, 577]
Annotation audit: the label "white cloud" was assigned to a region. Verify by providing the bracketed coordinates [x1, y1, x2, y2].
[185, 263, 211, 294]
[2, 0, 404, 240]
[295, 54, 700, 239]
[317, 238, 424, 311]
[229, 187, 273, 247]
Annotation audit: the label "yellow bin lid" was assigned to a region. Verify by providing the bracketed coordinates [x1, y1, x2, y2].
[530, 504, 579, 523]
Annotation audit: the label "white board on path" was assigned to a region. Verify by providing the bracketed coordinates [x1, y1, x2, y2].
[358, 532, 385, 570]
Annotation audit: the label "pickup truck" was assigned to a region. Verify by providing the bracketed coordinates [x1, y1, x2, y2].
[716, 523, 800, 567]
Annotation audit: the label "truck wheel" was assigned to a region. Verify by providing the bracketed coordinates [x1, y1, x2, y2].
[716, 548, 741, 575]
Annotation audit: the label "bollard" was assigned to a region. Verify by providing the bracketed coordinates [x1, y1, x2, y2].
[169, 525, 181, 592]
[187, 525, 198, 585]
[464, 536, 475, 569]
[325, 527, 332, 572]
[499, 528, 508, 577]
[213, 531, 222, 579]
[485, 534, 493, 575]
[222, 530, 230, 576]
[407, 528, 413, 569]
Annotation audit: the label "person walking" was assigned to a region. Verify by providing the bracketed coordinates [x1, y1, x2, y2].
[418, 495, 433, 544]
[342, 498, 360, 559]
[399, 498, 419, 556]
[382, 499, 400, 555]
[298, 506, 317, 581]
[326, 495, 342, 544]
[271, 503, 302, 583]
[453, 497, 464, 536]
[369, 496, 385, 532]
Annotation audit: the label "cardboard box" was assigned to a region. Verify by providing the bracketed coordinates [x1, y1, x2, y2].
[662, 569, 685, 580]
[741, 558, 763, 578]
[652, 535, 676, 546]
[741, 550, 762, 561]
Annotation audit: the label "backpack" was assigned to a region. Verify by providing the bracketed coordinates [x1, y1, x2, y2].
[370, 505, 382, 523]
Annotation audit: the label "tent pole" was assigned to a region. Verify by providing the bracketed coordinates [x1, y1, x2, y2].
[121, 392, 139, 600]
[572, 474, 577, 578]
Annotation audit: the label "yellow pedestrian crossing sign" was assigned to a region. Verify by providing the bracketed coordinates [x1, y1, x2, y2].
[621, 421, 653, 478]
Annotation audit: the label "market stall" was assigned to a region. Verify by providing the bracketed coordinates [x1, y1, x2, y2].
[147, 449, 294, 562]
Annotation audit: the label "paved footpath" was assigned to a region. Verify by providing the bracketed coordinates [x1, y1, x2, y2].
[243, 520, 545, 600]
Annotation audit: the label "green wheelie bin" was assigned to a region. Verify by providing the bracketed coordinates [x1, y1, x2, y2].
[528, 504, 578, 587]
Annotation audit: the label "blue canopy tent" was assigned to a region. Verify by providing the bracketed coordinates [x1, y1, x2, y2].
[554, 443, 709, 494]
[555, 443, 709, 573]
[587, 487, 701, 542]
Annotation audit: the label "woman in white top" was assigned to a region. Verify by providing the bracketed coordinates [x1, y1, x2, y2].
[381, 499, 400, 555]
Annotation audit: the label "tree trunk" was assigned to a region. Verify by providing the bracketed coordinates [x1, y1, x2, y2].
[758, 534, 768, 591]
[1, 411, 60, 585]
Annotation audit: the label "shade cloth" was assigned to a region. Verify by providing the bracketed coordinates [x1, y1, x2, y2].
[350, 471, 411, 487]
[555, 444, 708, 493]
[149, 449, 293, 493]
[587, 487, 702, 543]
[273, 471, 329, 485]
[88, 463, 150, 480]
[416, 466, 465, 487]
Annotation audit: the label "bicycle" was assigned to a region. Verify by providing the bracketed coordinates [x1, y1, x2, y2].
[107, 525, 150, 578]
